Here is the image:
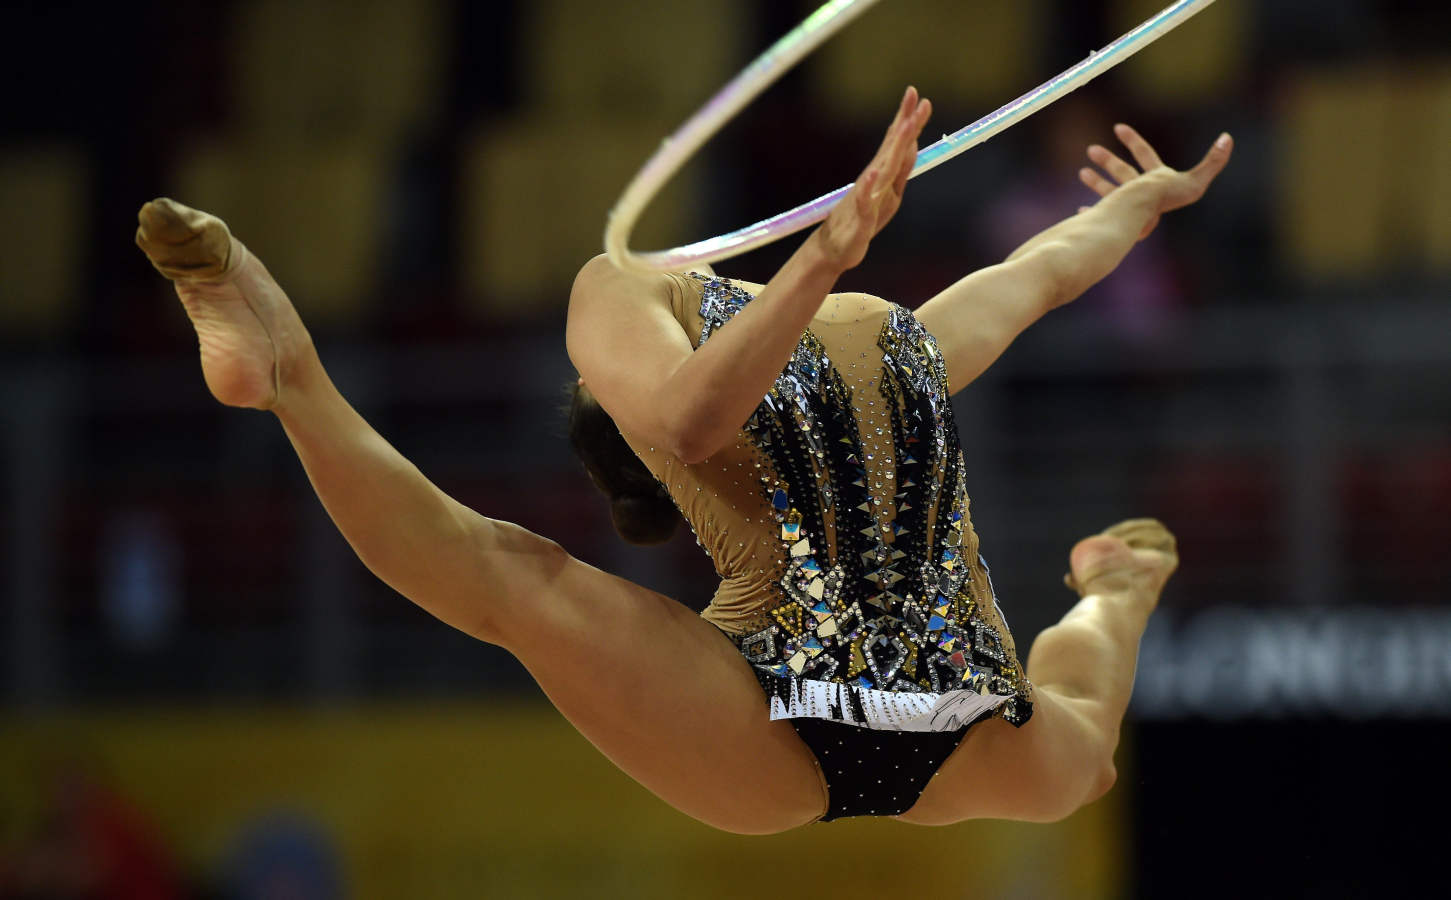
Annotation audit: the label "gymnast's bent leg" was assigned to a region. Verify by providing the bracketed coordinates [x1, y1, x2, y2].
[135, 199, 827, 834]
[897, 519, 1177, 825]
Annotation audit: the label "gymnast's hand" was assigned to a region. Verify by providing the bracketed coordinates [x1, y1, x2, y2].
[813, 86, 933, 271]
[1078, 123, 1233, 240]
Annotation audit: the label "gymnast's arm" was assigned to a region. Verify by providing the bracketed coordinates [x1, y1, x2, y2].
[916, 124, 1233, 392]
[567, 88, 932, 465]
[565, 235, 841, 465]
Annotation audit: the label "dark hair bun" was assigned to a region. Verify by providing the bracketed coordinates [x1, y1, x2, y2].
[610, 492, 680, 545]
[568, 381, 685, 546]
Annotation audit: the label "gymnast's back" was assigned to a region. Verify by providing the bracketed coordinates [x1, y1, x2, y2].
[612, 271, 1032, 728]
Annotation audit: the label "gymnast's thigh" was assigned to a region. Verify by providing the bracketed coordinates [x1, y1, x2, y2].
[895, 689, 1110, 826]
[492, 555, 828, 835]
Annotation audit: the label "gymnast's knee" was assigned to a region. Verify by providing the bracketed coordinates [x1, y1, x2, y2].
[1085, 755, 1118, 806]
[1010, 718, 1120, 824]
[1056, 748, 1118, 822]
[1014, 759, 1117, 824]
[461, 522, 575, 648]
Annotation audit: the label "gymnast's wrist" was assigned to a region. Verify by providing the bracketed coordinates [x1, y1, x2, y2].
[1128, 175, 1175, 214]
[1094, 179, 1161, 232]
[800, 227, 855, 277]
[1109, 177, 1160, 208]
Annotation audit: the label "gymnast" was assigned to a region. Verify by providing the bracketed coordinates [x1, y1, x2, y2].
[135, 86, 1230, 832]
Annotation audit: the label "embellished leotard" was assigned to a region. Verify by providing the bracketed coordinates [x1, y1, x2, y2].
[626, 274, 1033, 739]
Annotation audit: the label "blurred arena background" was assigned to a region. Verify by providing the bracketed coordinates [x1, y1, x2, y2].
[2, 0, 1448, 896]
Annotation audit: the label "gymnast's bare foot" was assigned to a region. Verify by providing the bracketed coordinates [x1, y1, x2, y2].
[1065, 518, 1179, 605]
[135, 198, 312, 410]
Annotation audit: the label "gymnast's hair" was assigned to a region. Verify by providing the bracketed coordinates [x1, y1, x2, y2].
[567, 381, 681, 545]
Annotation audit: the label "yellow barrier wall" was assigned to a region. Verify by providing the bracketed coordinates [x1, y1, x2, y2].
[1, 703, 1124, 898]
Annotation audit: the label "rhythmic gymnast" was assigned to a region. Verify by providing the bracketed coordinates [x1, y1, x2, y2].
[136, 86, 1230, 832]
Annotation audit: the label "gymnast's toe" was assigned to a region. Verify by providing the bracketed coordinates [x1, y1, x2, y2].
[135, 197, 235, 281]
[1101, 518, 1177, 556]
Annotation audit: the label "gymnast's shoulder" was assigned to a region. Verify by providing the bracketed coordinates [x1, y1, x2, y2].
[570, 253, 724, 303]
[566, 254, 715, 368]
[569, 253, 690, 325]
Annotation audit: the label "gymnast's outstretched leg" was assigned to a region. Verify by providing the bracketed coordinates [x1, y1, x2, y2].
[134, 199, 828, 834]
[898, 519, 1177, 824]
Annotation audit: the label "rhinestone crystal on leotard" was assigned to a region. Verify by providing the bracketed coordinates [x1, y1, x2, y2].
[688, 275, 1031, 731]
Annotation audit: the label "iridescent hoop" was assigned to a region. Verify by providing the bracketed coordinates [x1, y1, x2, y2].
[606, 0, 1218, 273]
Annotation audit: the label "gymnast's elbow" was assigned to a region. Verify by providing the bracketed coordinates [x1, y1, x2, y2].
[667, 427, 719, 466]
[1020, 240, 1078, 311]
[664, 405, 740, 465]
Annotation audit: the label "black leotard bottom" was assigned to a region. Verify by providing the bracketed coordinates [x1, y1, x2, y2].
[789, 716, 985, 821]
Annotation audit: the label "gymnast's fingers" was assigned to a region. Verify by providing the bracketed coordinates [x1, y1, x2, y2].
[857, 87, 916, 203]
[875, 188, 904, 227]
[1087, 144, 1138, 185]
[1113, 123, 1163, 172]
[891, 98, 930, 195]
[1078, 166, 1116, 198]
[872, 86, 919, 164]
[867, 93, 924, 204]
[855, 167, 880, 215]
[881, 90, 923, 180]
[1187, 132, 1234, 190]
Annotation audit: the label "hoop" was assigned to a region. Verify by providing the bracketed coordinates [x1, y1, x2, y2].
[605, 0, 1218, 274]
